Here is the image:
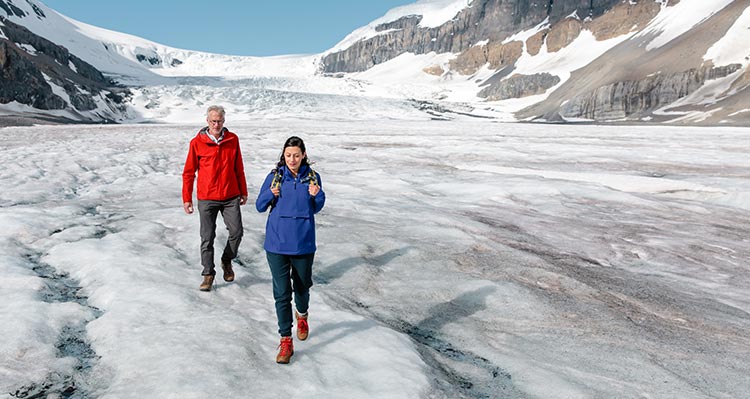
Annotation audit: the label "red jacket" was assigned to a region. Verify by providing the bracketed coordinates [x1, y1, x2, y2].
[182, 129, 248, 203]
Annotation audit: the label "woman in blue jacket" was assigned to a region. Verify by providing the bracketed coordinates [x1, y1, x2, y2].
[256, 136, 325, 364]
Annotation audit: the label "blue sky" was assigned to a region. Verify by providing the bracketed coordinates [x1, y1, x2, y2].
[42, 1, 413, 56]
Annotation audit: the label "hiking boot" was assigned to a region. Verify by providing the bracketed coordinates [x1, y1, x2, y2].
[199, 275, 214, 291]
[221, 260, 235, 282]
[276, 336, 294, 364]
[296, 311, 309, 341]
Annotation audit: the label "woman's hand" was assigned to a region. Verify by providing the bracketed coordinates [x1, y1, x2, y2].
[309, 183, 320, 197]
[271, 187, 280, 197]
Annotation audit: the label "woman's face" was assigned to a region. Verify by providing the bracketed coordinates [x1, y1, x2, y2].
[284, 146, 305, 174]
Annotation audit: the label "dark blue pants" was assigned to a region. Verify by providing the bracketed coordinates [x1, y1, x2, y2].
[266, 251, 314, 337]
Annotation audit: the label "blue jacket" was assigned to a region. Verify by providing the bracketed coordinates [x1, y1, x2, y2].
[256, 164, 325, 255]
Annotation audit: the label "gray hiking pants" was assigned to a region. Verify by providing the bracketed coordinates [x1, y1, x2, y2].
[197, 196, 243, 276]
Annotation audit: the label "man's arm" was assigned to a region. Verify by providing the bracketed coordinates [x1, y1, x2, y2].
[182, 140, 198, 214]
[235, 138, 248, 205]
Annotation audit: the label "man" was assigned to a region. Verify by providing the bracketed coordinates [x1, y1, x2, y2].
[182, 105, 248, 291]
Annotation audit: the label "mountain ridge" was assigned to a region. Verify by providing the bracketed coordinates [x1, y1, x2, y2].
[322, 0, 750, 125]
[1, 0, 748, 125]
[0, 15, 129, 124]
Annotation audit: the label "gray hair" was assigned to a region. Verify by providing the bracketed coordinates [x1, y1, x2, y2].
[206, 105, 225, 117]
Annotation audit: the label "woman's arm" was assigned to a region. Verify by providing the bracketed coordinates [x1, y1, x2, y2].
[311, 172, 325, 214]
[255, 173, 277, 212]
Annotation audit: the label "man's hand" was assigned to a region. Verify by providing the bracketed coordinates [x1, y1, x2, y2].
[271, 187, 280, 197]
[183, 202, 194, 214]
[240, 195, 248, 205]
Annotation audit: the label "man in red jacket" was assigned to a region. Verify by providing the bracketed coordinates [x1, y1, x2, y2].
[182, 105, 248, 291]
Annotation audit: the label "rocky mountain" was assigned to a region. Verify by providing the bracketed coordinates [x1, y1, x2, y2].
[323, 0, 623, 73]
[0, 3, 130, 124]
[1, 0, 748, 126]
[322, 0, 750, 125]
[0, 0, 323, 125]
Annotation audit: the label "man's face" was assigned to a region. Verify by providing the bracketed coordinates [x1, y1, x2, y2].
[206, 111, 225, 135]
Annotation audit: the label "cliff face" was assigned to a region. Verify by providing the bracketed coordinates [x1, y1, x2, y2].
[558, 64, 744, 120]
[321, 0, 750, 125]
[322, 0, 623, 74]
[515, 0, 750, 124]
[0, 17, 129, 121]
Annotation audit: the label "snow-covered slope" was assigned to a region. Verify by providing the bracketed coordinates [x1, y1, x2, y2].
[0, 0, 317, 82]
[1, 0, 749, 125]
[327, 0, 471, 54]
[323, 0, 750, 125]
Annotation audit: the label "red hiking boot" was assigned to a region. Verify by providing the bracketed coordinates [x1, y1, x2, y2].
[276, 337, 294, 364]
[296, 311, 309, 341]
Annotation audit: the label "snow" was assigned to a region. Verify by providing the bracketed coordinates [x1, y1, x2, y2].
[327, 0, 471, 54]
[729, 108, 750, 116]
[502, 17, 550, 45]
[493, 29, 636, 108]
[1, 121, 749, 398]
[15, 43, 38, 55]
[703, 3, 750, 66]
[125, 76, 449, 123]
[1, 0, 319, 82]
[4, 0, 746, 127]
[566, 10, 580, 20]
[639, 0, 736, 51]
[42, 73, 70, 107]
[1, 1, 154, 79]
[656, 67, 746, 111]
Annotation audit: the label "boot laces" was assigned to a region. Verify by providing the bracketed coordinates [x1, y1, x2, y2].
[297, 317, 309, 334]
[278, 338, 293, 356]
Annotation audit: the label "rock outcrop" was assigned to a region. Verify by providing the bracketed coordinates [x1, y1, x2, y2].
[558, 64, 743, 120]
[0, 17, 129, 121]
[321, 0, 749, 125]
[516, 0, 750, 124]
[322, 0, 623, 74]
[480, 73, 561, 101]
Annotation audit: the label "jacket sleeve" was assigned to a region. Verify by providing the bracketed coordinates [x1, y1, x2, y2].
[255, 172, 277, 212]
[312, 172, 325, 214]
[235, 139, 248, 197]
[182, 140, 198, 203]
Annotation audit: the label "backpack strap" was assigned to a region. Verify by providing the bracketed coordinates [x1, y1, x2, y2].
[308, 167, 319, 187]
[271, 168, 283, 189]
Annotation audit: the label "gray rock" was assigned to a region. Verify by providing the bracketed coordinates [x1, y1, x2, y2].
[322, 0, 622, 73]
[0, 41, 65, 109]
[0, 16, 129, 120]
[0, 0, 26, 18]
[479, 73, 561, 100]
[559, 64, 743, 120]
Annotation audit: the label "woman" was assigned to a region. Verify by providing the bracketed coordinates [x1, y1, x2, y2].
[256, 136, 325, 364]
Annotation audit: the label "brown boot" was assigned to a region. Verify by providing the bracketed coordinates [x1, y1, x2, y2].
[276, 336, 294, 364]
[221, 260, 235, 282]
[296, 311, 309, 341]
[199, 275, 214, 291]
